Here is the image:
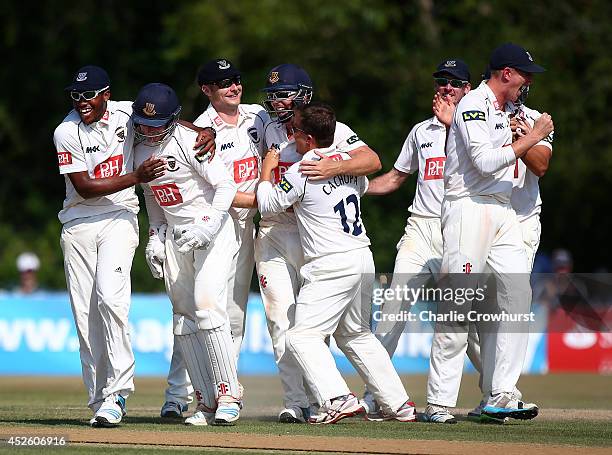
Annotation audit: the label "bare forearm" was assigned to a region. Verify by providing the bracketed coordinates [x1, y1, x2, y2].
[521, 145, 551, 177]
[345, 147, 382, 176]
[232, 191, 257, 208]
[366, 169, 408, 195]
[72, 173, 139, 199]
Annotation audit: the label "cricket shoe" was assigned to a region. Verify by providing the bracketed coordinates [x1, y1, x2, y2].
[184, 402, 215, 426]
[309, 393, 365, 425]
[365, 400, 417, 422]
[468, 399, 507, 424]
[92, 395, 126, 427]
[214, 396, 241, 425]
[360, 390, 381, 420]
[422, 404, 457, 424]
[278, 406, 309, 423]
[481, 392, 538, 421]
[161, 401, 188, 419]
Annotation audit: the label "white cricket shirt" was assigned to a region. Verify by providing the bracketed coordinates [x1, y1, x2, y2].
[193, 103, 267, 221]
[260, 120, 366, 229]
[394, 116, 446, 218]
[444, 81, 516, 202]
[257, 148, 370, 260]
[134, 124, 236, 227]
[508, 103, 554, 221]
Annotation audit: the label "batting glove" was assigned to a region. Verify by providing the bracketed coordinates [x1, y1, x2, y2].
[145, 224, 167, 279]
[173, 211, 224, 254]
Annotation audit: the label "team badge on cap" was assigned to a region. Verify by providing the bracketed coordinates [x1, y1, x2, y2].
[217, 59, 230, 69]
[76, 72, 88, 81]
[444, 61, 456, 67]
[269, 71, 280, 84]
[143, 103, 156, 117]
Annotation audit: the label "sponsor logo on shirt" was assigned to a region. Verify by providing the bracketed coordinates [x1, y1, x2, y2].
[495, 123, 505, 130]
[233, 156, 258, 183]
[93, 155, 123, 178]
[462, 110, 486, 122]
[151, 183, 183, 206]
[272, 161, 294, 183]
[57, 151, 72, 166]
[220, 142, 234, 151]
[213, 116, 223, 126]
[85, 145, 100, 153]
[423, 157, 445, 180]
[278, 176, 293, 193]
[420, 142, 433, 149]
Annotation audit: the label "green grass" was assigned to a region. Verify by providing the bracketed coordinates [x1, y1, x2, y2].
[0, 374, 610, 452]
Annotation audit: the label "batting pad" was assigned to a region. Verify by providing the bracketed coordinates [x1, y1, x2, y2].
[201, 323, 241, 400]
[173, 315, 217, 409]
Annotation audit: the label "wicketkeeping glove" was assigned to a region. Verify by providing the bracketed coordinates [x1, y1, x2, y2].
[145, 224, 167, 279]
[173, 210, 224, 254]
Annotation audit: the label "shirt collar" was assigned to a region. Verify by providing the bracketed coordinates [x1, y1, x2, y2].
[481, 81, 503, 111]
[205, 103, 252, 130]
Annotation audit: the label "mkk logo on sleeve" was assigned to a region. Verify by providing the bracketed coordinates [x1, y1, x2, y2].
[57, 151, 72, 166]
[462, 110, 486, 122]
[423, 157, 445, 180]
[93, 155, 123, 178]
[150, 183, 184, 206]
[233, 157, 258, 183]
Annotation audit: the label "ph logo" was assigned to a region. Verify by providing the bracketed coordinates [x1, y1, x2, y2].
[463, 262, 472, 274]
[233, 157, 258, 182]
[424, 157, 445, 180]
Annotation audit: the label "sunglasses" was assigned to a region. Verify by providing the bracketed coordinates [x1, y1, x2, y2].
[69, 86, 110, 102]
[434, 78, 468, 88]
[208, 76, 241, 89]
[266, 90, 298, 101]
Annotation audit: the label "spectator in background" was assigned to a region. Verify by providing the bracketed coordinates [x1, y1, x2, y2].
[551, 248, 573, 273]
[16, 252, 40, 294]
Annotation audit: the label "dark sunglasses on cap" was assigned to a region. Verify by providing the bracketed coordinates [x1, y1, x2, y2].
[69, 86, 110, 102]
[434, 78, 468, 88]
[206, 76, 241, 89]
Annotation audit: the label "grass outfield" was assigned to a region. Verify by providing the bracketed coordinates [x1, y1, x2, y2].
[0, 374, 610, 453]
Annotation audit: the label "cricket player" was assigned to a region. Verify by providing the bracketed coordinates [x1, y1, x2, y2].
[255, 64, 382, 423]
[160, 58, 267, 418]
[439, 43, 554, 422]
[133, 83, 241, 426]
[257, 103, 416, 425]
[362, 59, 476, 423]
[54, 65, 166, 427]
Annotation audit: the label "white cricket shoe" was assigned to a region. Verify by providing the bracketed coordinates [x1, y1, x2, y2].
[278, 406, 308, 423]
[309, 393, 364, 425]
[423, 404, 457, 424]
[481, 392, 538, 421]
[184, 402, 215, 426]
[214, 397, 240, 425]
[365, 400, 417, 422]
[360, 390, 380, 418]
[93, 395, 125, 427]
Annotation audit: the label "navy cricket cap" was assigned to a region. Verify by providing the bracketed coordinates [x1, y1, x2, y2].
[197, 58, 241, 86]
[132, 83, 181, 127]
[65, 65, 110, 91]
[262, 64, 313, 92]
[433, 59, 471, 82]
[489, 43, 545, 73]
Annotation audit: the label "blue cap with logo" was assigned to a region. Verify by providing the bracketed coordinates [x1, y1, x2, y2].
[433, 59, 471, 82]
[197, 58, 241, 86]
[132, 83, 181, 127]
[262, 64, 313, 92]
[489, 43, 545, 73]
[65, 65, 110, 92]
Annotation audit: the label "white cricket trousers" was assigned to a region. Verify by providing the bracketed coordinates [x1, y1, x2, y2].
[164, 215, 240, 408]
[60, 210, 138, 411]
[435, 213, 541, 402]
[375, 215, 443, 355]
[255, 223, 310, 409]
[226, 217, 256, 356]
[164, 217, 254, 403]
[428, 196, 531, 406]
[286, 248, 409, 415]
